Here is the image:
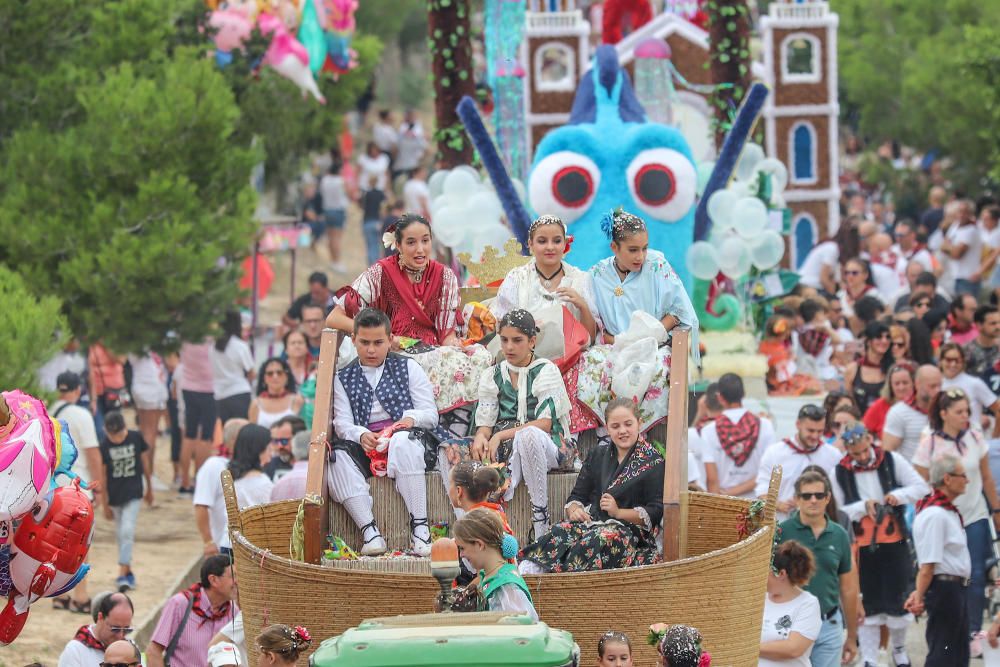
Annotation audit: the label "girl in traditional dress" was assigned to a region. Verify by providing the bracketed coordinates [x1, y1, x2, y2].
[449, 460, 513, 585]
[597, 631, 634, 667]
[453, 508, 538, 621]
[256, 624, 312, 667]
[491, 214, 601, 436]
[441, 309, 571, 539]
[326, 213, 492, 413]
[519, 398, 665, 573]
[578, 209, 699, 431]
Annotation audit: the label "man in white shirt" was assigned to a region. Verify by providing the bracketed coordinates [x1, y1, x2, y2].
[755, 404, 841, 518]
[194, 419, 248, 556]
[941, 199, 982, 296]
[883, 364, 941, 461]
[327, 308, 448, 556]
[703, 374, 774, 499]
[831, 422, 929, 667]
[869, 232, 906, 301]
[905, 454, 972, 666]
[372, 109, 398, 156]
[58, 592, 134, 667]
[402, 166, 431, 220]
[394, 111, 428, 178]
[891, 219, 935, 283]
[797, 240, 839, 294]
[687, 383, 722, 492]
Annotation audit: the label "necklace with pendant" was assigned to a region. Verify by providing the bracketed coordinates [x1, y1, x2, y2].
[401, 261, 426, 283]
[535, 263, 563, 289]
[613, 260, 630, 296]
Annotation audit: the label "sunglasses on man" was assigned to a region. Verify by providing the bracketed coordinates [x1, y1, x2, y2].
[798, 491, 829, 501]
[100, 662, 139, 667]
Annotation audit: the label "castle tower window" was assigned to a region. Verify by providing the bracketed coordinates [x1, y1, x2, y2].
[793, 215, 817, 269]
[790, 122, 818, 185]
[534, 42, 576, 92]
[780, 32, 821, 84]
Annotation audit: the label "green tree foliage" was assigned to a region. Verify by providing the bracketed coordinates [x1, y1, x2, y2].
[0, 0, 382, 354]
[959, 25, 1000, 184]
[0, 267, 69, 397]
[0, 51, 259, 353]
[833, 0, 1000, 184]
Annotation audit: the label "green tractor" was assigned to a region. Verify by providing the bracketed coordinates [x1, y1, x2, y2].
[309, 612, 580, 667]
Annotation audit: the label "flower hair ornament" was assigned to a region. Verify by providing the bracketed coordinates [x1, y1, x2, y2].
[529, 214, 566, 236]
[293, 626, 311, 644]
[498, 308, 540, 337]
[647, 624, 711, 667]
[600, 207, 647, 241]
[382, 229, 397, 251]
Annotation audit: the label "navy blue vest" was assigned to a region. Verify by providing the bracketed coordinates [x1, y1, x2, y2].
[338, 354, 414, 426]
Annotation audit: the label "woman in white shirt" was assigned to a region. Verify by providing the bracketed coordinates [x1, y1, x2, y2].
[938, 342, 1000, 436]
[229, 424, 275, 509]
[320, 163, 349, 273]
[759, 540, 822, 667]
[211, 311, 256, 422]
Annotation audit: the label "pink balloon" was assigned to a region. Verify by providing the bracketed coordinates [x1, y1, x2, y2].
[209, 8, 253, 53]
[259, 12, 326, 103]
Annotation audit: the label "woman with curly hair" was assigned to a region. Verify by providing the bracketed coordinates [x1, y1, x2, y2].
[759, 540, 821, 666]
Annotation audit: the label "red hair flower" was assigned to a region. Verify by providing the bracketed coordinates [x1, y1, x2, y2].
[699, 651, 712, 667]
[564, 235, 575, 254]
[294, 626, 311, 643]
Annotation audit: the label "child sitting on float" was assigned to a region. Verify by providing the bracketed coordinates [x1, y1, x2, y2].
[327, 307, 452, 557]
[439, 309, 571, 540]
[519, 398, 664, 573]
[448, 459, 514, 585]
[647, 623, 711, 667]
[452, 508, 538, 621]
[577, 208, 699, 433]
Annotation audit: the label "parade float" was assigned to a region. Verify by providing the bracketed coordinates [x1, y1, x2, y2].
[224, 327, 783, 666]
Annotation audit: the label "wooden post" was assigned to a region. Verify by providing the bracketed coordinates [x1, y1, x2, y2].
[661, 330, 690, 561]
[303, 328, 341, 564]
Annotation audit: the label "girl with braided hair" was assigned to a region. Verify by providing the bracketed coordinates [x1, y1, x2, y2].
[440, 309, 571, 541]
[453, 508, 538, 621]
[256, 623, 312, 666]
[578, 208, 699, 432]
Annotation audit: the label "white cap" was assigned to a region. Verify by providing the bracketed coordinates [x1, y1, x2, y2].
[207, 642, 243, 667]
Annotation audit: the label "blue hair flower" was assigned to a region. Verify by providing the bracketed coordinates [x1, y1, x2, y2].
[501, 533, 519, 560]
[600, 208, 616, 239]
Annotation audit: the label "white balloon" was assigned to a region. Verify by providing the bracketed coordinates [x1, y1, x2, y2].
[717, 236, 752, 279]
[686, 241, 720, 281]
[432, 206, 467, 248]
[735, 143, 765, 182]
[452, 165, 481, 183]
[431, 194, 459, 217]
[750, 230, 786, 270]
[469, 224, 513, 258]
[707, 189, 738, 229]
[732, 197, 770, 238]
[443, 169, 479, 198]
[467, 190, 503, 224]
[428, 170, 449, 199]
[755, 158, 789, 196]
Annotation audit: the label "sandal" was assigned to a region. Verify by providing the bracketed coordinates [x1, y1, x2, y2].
[51, 595, 72, 611]
[70, 599, 91, 615]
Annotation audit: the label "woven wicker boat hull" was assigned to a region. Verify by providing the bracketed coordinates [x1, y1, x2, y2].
[227, 476, 778, 667]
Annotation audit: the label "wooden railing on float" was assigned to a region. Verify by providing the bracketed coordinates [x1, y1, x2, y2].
[302, 328, 692, 563]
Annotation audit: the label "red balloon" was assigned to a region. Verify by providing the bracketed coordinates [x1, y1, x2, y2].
[240, 254, 275, 301]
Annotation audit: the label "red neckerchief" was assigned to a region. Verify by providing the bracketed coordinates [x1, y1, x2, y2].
[906, 395, 929, 415]
[215, 444, 231, 458]
[695, 414, 716, 435]
[799, 328, 831, 357]
[916, 489, 964, 527]
[714, 412, 762, 466]
[184, 584, 232, 624]
[73, 625, 105, 651]
[930, 429, 967, 456]
[839, 446, 885, 473]
[899, 242, 926, 260]
[784, 437, 819, 455]
[470, 501, 513, 535]
[845, 284, 874, 304]
[949, 314, 974, 335]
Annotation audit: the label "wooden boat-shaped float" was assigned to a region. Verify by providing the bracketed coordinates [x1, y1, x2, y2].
[225, 329, 780, 666]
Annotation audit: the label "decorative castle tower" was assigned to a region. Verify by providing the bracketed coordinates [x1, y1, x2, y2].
[521, 0, 591, 153]
[760, 1, 841, 268]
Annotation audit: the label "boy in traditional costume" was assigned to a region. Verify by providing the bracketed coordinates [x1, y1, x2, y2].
[327, 308, 450, 556]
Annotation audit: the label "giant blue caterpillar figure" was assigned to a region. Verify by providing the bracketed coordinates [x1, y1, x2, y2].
[527, 45, 699, 288]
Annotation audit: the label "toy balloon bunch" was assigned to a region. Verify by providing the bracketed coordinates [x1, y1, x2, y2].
[686, 143, 788, 282]
[207, 0, 349, 103]
[428, 166, 518, 261]
[0, 390, 94, 645]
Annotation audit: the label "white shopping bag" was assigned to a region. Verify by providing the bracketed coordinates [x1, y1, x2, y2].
[610, 337, 659, 403]
[613, 310, 668, 351]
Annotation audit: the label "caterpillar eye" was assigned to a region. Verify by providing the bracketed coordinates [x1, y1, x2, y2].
[529, 151, 601, 224]
[626, 148, 697, 222]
